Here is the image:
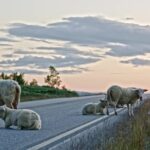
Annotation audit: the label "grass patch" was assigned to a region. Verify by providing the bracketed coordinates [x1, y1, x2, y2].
[106, 100, 150, 150]
[21, 85, 78, 102]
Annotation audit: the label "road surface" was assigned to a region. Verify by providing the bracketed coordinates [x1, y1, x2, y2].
[0, 95, 108, 150]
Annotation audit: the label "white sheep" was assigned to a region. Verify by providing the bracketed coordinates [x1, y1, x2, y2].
[106, 85, 148, 116]
[0, 79, 21, 109]
[0, 106, 41, 130]
[82, 99, 108, 115]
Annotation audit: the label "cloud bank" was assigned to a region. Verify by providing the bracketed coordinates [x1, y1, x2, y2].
[0, 16, 150, 74]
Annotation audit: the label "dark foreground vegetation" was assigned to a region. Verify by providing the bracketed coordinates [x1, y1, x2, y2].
[106, 99, 150, 150]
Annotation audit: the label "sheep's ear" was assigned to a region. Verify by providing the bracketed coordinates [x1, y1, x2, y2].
[143, 89, 148, 92]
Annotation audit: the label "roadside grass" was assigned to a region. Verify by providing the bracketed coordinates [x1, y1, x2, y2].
[21, 85, 78, 102]
[106, 100, 150, 150]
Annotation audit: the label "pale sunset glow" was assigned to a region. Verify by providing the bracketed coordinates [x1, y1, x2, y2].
[0, 0, 150, 92]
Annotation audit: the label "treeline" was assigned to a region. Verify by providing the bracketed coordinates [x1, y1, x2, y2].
[0, 66, 62, 88]
[0, 72, 27, 86]
[0, 66, 78, 101]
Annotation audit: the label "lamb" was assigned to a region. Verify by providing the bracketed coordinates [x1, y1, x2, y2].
[0, 79, 21, 109]
[82, 99, 108, 115]
[0, 106, 41, 130]
[106, 85, 148, 116]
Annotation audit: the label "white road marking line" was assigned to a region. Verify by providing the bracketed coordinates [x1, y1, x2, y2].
[27, 108, 124, 150]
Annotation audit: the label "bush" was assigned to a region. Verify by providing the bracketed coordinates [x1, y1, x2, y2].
[21, 85, 78, 102]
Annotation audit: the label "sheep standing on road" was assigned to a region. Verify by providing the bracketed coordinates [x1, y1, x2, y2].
[0, 79, 21, 109]
[82, 100, 108, 115]
[0, 106, 41, 130]
[106, 85, 148, 116]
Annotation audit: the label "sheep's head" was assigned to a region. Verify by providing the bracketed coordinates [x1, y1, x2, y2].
[135, 88, 148, 101]
[99, 99, 108, 108]
[0, 106, 6, 118]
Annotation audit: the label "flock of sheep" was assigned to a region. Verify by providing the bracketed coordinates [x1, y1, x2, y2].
[0, 79, 148, 130]
[82, 85, 148, 117]
[0, 80, 41, 130]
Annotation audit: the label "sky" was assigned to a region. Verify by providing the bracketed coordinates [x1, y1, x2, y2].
[0, 0, 150, 92]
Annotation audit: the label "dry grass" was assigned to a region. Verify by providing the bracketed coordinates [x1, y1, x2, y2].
[106, 100, 150, 150]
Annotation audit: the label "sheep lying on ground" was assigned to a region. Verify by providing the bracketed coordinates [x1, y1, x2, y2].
[106, 85, 148, 116]
[82, 99, 108, 115]
[0, 106, 41, 130]
[0, 79, 21, 109]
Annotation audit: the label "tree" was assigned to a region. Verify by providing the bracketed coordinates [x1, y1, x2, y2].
[0, 72, 28, 85]
[30, 79, 38, 86]
[45, 66, 62, 88]
[11, 72, 26, 85]
[61, 85, 67, 90]
[0, 72, 10, 79]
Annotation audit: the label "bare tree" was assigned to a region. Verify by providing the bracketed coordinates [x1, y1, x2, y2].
[30, 79, 38, 86]
[45, 66, 62, 88]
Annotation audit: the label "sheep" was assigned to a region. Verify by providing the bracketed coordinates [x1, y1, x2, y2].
[82, 99, 108, 115]
[0, 106, 41, 130]
[106, 85, 148, 116]
[0, 79, 21, 109]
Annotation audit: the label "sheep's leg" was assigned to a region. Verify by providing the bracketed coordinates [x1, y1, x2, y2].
[106, 106, 109, 115]
[3, 95, 14, 109]
[5, 124, 10, 128]
[137, 99, 141, 106]
[17, 120, 24, 130]
[12, 101, 17, 109]
[114, 105, 117, 115]
[18, 126, 25, 130]
[127, 104, 131, 116]
[5, 118, 11, 128]
[127, 104, 130, 116]
[93, 106, 97, 115]
[5, 102, 14, 109]
[4, 97, 14, 109]
[131, 104, 134, 116]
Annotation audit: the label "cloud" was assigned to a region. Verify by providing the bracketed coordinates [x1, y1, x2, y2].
[7, 16, 150, 46]
[0, 37, 17, 42]
[120, 58, 150, 67]
[0, 69, 46, 75]
[106, 44, 150, 57]
[0, 47, 100, 73]
[1, 16, 150, 74]
[0, 43, 13, 47]
[59, 67, 89, 74]
[125, 17, 134, 20]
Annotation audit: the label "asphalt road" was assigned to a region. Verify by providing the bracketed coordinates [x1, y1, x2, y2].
[0, 95, 107, 150]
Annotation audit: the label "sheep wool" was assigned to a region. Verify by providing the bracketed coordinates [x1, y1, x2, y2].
[0, 79, 21, 109]
[0, 106, 41, 130]
[106, 85, 147, 116]
[82, 100, 108, 115]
